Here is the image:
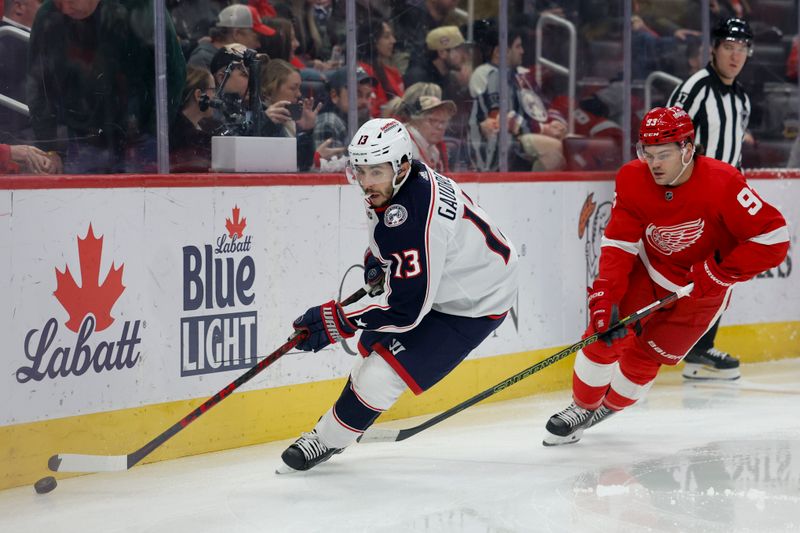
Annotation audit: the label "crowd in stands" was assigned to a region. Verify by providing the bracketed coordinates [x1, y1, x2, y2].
[1, 0, 799, 174]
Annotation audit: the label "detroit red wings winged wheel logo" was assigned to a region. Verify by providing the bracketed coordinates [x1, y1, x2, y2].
[53, 225, 125, 333]
[645, 218, 705, 255]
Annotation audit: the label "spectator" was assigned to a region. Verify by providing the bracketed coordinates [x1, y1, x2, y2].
[188, 4, 276, 70]
[0, 142, 55, 173]
[392, 0, 466, 73]
[397, 82, 456, 172]
[550, 94, 622, 145]
[2, 0, 39, 28]
[403, 26, 470, 106]
[631, 1, 701, 79]
[710, 0, 750, 26]
[260, 58, 320, 170]
[295, 0, 346, 68]
[27, 0, 186, 174]
[169, 0, 224, 58]
[468, 19, 565, 172]
[170, 66, 218, 172]
[312, 66, 375, 163]
[786, 36, 799, 82]
[250, 0, 277, 18]
[357, 18, 404, 118]
[260, 16, 308, 70]
[0, 0, 42, 143]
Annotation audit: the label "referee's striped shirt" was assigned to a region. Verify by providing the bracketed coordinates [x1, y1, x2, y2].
[667, 64, 751, 169]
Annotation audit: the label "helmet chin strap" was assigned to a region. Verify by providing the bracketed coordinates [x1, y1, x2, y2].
[667, 146, 694, 186]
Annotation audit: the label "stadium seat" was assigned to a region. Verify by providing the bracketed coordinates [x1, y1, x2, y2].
[742, 138, 794, 168]
[563, 136, 622, 171]
[754, 1, 797, 35]
[758, 82, 798, 140]
[586, 40, 622, 80]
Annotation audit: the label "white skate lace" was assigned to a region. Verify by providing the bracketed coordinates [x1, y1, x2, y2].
[706, 348, 731, 360]
[588, 405, 613, 427]
[295, 431, 328, 460]
[556, 403, 591, 426]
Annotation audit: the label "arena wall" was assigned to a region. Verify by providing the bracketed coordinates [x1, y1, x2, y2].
[1, 171, 797, 490]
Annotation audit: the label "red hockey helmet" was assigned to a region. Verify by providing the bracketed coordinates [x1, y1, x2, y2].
[638, 106, 695, 146]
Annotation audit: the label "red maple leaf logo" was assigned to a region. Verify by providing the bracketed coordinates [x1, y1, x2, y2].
[225, 205, 247, 239]
[53, 224, 125, 333]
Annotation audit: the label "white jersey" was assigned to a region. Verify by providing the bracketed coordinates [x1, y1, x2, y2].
[345, 161, 519, 333]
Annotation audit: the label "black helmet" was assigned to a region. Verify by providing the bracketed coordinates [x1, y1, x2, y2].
[712, 17, 753, 46]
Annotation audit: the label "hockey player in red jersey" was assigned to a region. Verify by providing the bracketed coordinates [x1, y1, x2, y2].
[543, 106, 789, 446]
[278, 118, 519, 472]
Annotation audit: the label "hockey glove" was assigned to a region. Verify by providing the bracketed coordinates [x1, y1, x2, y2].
[293, 300, 357, 352]
[687, 258, 738, 299]
[364, 248, 386, 296]
[588, 278, 627, 347]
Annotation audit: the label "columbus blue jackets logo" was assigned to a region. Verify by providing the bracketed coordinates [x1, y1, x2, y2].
[384, 205, 408, 228]
[646, 218, 704, 255]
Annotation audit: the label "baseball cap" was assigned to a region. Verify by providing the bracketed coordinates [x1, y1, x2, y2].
[407, 94, 457, 117]
[426, 26, 465, 51]
[217, 4, 276, 37]
[325, 67, 377, 90]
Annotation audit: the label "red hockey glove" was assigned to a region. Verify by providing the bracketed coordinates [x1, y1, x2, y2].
[687, 258, 738, 299]
[588, 278, 627, 347]
[293, 300, 357, 352]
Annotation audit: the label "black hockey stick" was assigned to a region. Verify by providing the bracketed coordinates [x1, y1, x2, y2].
[49, 285, 370, 473]
[358, 283, 694, 443]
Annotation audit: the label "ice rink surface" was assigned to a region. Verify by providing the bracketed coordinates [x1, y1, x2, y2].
[1, 358, 799, 533]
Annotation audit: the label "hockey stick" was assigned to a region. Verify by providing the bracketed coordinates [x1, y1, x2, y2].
[49, 285, 370, 474]
[358, 283, 694, 443]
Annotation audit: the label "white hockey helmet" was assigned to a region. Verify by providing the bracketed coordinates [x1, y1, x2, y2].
[346, 118, 414, 192]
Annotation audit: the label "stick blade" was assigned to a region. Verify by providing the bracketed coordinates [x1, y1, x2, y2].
[49, 453, 129, 473]
[358, 428, 401, 443]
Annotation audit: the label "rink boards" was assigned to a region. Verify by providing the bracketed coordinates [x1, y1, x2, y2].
[0, 171, 797, 490]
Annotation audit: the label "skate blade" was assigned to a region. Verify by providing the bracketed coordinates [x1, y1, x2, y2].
[275, 463, 300, 475]
[682, 363, 741, 381]
[542, 428, 584, 447]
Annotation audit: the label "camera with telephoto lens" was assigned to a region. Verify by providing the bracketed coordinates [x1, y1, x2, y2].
[198, 47, 266, 137]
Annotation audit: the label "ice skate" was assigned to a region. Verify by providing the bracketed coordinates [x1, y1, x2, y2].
[585, 404, 616, 429]
[682, 347, 741, 380]
[276, 429, 343, 474]
[543, 402, 594, 446]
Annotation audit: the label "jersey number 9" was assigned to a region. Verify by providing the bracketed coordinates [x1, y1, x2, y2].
[736, 187, 763, 215]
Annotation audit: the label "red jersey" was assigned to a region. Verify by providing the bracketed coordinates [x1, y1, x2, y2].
[599, 155, 789, 299]
[0, 144, 20, 173]
[359, 61, 405, 118]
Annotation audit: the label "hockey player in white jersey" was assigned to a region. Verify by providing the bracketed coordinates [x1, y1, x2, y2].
[279, 118, 519, 472]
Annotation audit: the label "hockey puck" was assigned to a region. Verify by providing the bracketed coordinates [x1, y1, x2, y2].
[34, 476, 57, 494]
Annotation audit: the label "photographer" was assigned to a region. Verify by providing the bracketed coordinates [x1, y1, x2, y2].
[207, 43, 269, 137]
[260, 59, 321, 171]
[170, 66, 220, 172]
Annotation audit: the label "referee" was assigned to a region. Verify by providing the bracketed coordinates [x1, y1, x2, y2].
[667, 17, 754, 381]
